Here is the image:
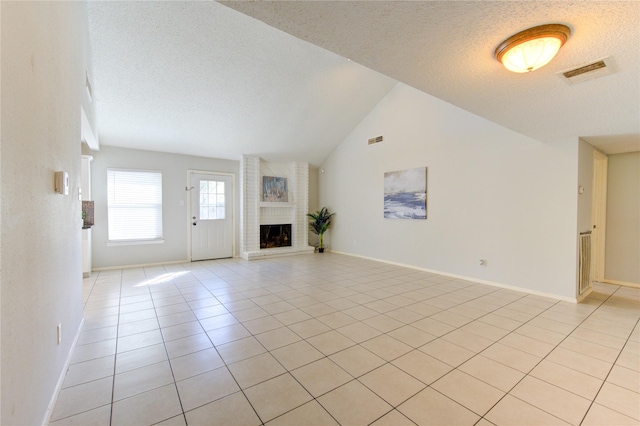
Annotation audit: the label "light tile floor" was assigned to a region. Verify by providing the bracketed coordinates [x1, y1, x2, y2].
[49, 254, 640, 425]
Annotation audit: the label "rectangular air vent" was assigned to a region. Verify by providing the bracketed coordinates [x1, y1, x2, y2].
[558, 57, 615, 84]
[368, 135, 383, 145]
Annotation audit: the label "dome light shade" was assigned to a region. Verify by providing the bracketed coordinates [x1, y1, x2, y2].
[495, 24, 571, 73]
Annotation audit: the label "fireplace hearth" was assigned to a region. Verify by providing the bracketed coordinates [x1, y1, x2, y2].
[260, 224, 292, 249]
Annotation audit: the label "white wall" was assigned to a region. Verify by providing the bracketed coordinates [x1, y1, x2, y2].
[90, 145, 239, 269]
[605, 152, 640, 285]
[1, 2, 90, 424]
[577, 140, 597, 234]
[320, 83, 579, 300]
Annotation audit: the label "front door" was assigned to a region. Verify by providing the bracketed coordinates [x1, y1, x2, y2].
[190, 172, 233, 261]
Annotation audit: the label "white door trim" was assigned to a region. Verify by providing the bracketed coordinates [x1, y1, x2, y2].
[187, 169, 236, 261]
[591, 151, 608, 282]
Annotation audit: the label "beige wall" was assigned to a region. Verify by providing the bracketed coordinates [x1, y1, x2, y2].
[1, 2, 90, 424]
[90, 145, 239, 269]
[605, 152, 640, 285]
[320, 83, 579, 300]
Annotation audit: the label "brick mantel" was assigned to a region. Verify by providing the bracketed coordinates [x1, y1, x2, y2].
[240, 156, 314, 260]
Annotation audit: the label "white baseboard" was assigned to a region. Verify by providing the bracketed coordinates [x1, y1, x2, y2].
[603, 279, 640, 289]
[331, 250, 577, 304]
[42, 317, 85, 426]
[92, 259, 190, 272]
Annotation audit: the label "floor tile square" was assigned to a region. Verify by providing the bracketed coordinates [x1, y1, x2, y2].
[458, 355, 525, 392]
[273, 309, 313, 326]
[411, 317, 456, 336]
[115, 343, 168, 374]
[113, 360, 174, 401]
[291, 358, 353, 397]
[317, 311, 359, 329]
[486, 394, 570, 425]
[361, 334, 413, 361]
[170, 347, 224, 381]
[478, 313, 523, 331]
[607, 364, 640, 393]
[545, 347, 612, 379]
[432, 369, 505, 416]
[242, 315, 284, 334]
[288, 318, 331, 338]
[164, 332, 213, 359]
[50, 377, 113, 422]
[318, 380, 392, 425]
[336, 321, 382, 343]
[185, 391, 261, 425]
[370, 409, 416, 426]
[307, 330, 355, 355]
[510, 376, 591, 424]
[271, 340, 324, 370]
[116, 329, 163, 353]
[48, 404, 111, 426]
[442, 328, 494, 353]
[420, 338, 475, 367]
[388, 325, 437, 347]
[118, 318, 159, 338]
[216, 336, 267, 364]
[205, 323, 251, 345]
[480, 342, 541, 373]
[198, 312, 239, 331]
[266, 400, 338, 426]
[111, 384, 182, 426]
[161, 320, 204, 342]
[594, 382, 640, 420]
[228, 352, 286, 389]
[157, 310, 197, 328]
[255, 326, 302, 351]
[62, 355, 114, 388]
[244, 373, 313, 423]
[530, 359, 603, 400]
[360, 363, 426, 406]
[582, 403, 639, 426]
[392, 349, 453, 385]
[176, 366, 240, 412]
[329, 345, 386, 378]
[397, 387, 479, 425]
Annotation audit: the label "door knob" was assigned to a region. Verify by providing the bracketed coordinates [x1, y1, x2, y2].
[193, 222, 197, 226]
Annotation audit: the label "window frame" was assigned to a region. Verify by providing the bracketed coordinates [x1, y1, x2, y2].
[106, 168, 164, 245]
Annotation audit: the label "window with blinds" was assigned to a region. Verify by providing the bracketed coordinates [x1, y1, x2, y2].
[107, 169, 163, 242]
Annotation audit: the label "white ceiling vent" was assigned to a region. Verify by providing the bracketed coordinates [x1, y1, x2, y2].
[558, 57, 616, 84]
[368, 135, 383, 145]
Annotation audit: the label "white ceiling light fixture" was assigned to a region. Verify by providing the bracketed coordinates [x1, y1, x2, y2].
[495, 24, 571, 73]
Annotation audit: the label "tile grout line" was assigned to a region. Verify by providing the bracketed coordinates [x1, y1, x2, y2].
[576, 285, 640, 425]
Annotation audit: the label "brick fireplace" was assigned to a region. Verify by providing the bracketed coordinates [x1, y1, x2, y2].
[240, 156, 314, 260]
[260, 224, 292, 249]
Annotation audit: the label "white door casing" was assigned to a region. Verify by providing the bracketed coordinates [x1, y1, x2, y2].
[591, 150, 608, 282]
[190, 172, 233, 261]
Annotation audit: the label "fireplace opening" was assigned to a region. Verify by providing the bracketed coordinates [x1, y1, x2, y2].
[260, 224, 292, 249]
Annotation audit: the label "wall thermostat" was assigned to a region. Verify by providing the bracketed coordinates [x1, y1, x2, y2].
[55, 171, 69, 195]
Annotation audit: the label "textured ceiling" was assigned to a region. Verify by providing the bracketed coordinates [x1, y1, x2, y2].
[88, 1, 640, 164]
[223, 1, 640, 154]
[87, 1, 396, 165]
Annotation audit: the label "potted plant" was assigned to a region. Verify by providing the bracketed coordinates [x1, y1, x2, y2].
[307, 207, 335, 253]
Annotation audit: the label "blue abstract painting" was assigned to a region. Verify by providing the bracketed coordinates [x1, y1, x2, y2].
[384, 167, 427, 219]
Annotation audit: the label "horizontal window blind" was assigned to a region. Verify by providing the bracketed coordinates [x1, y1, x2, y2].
[107, 169, 162, 241]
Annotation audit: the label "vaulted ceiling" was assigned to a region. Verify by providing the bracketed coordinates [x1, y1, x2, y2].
[87, 1, 640, 165]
